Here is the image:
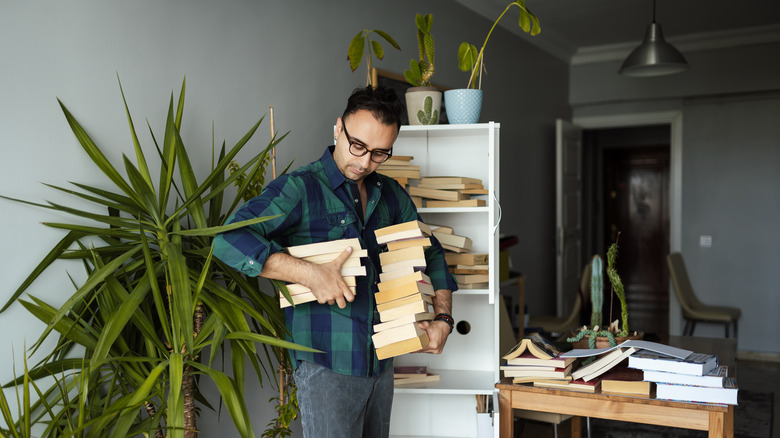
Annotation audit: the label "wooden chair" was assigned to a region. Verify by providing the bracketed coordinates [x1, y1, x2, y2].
[528, 262, 591, 335]
[667, 252, 741, 337]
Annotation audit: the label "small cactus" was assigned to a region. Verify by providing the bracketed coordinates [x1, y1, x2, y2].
[416, 96, 438, 125]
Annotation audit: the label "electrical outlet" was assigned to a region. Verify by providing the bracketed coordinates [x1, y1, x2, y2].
[700, 235, 712, 247]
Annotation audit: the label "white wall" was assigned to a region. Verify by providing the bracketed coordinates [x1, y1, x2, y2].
[0, 0, 569, 435]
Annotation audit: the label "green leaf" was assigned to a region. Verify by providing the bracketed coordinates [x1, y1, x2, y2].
[118, 75, 154, 191]
[225, 331, 321, 353]
[373, 29, 401, 50]
[191, 364, 255, 438]
[371, 40, 384, 61]
[168, 353, 184, 438]
[347, 31, 365, 72]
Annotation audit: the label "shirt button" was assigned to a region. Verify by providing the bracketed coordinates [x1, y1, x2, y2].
[341, 219, 345, 224]
[248, 260, 254, 265]
[371, 200, 375, 204]
[354, 198, 359, 203]
[377, 181, 381, 186]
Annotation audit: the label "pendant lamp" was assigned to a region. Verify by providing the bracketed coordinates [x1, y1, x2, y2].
[619, 0, 688, 77]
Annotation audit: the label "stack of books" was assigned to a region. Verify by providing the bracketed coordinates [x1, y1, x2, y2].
[393, 365, 440, 386]
[501, 333, 576, 387]
[408, 176, 488, 208]
[372, 221, 435, 359]
[376, 155, 420, 188]
[279, 238, 366, 308]
[628, 350, 738, 404]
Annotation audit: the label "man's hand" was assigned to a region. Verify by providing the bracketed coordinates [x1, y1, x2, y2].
[417, 319, 451, 354]
[308, 246, 355, 308]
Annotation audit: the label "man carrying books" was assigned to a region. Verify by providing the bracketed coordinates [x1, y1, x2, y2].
[212, 85, 457, 438]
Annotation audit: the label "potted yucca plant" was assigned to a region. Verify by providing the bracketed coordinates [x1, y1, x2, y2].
[0, 77, 313, 438]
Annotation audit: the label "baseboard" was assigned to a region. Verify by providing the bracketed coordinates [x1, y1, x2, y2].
[737, 349, 780, 363]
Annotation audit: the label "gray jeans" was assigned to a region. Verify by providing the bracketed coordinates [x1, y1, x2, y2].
[293, 360, 394, 438]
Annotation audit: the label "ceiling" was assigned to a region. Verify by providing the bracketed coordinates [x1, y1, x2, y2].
[453, 0, 780, 64]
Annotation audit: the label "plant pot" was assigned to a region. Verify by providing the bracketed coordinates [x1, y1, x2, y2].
[571, 332, 645, 350]
[443, 89, 482, 124]
[405, 87, 442, 125]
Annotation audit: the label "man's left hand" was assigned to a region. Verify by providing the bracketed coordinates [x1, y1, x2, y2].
[417, 320, 450, 354]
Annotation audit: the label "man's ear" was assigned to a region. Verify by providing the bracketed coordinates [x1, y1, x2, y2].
[334, 117, 343, 141]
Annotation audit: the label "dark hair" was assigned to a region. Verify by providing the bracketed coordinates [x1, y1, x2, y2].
[341, 85, 403, 131]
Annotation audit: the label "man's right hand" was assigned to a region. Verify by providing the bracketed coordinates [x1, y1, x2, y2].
[310, 246, 355, 308]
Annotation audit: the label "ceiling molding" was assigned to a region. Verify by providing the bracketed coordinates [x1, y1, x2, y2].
[571, 24, 780, 66]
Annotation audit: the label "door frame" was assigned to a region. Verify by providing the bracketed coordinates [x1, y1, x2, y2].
[573, 110, 683, 335]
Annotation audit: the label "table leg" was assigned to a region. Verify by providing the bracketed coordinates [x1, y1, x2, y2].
[708, 405, 734, 438]
[498, 389, 513, 438]
[570, 416, 581, 438]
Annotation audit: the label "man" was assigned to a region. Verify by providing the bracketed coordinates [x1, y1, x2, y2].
[212, 85, 456, 438]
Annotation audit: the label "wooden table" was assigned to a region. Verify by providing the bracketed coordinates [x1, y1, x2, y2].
[496, 379, 734, 438]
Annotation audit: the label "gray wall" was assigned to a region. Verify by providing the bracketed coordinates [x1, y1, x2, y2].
[571, 42, 780, 355]
[0, 0, 569, 434]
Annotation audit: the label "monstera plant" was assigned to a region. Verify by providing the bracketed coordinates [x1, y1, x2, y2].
[0, 78, 312, 438]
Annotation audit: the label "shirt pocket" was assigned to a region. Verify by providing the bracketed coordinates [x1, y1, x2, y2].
[324, 210, 359, 240]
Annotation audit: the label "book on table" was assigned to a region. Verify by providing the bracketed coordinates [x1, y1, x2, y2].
[503, 332, 560, 361]
[500, 363, 572, 379]
[533, 378, 601, 393]
[375, 332, 429, 360]
[375, 220, 431, 245]
[655, 377, 738, 405]
[599, 366, 652, 396]
[643, 365, 729, 388]
[570, 347, 637, 382]
[505, 352, 576, 368]
[628, 351, 718, 376]
[513, 375, 572, 385]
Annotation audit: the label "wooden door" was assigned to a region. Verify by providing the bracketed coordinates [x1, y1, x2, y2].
[603, 146, 670, 337]
[556, 120, 583, 318]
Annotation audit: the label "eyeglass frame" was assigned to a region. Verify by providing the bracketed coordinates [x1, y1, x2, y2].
[341, 123, 393, 164]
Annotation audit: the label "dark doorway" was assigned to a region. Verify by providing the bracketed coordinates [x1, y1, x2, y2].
[583, 126, 671, 338]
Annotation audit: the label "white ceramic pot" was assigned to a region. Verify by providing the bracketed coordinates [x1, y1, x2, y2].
[405, 87, 442, 125]
[444, 89, 483, 124]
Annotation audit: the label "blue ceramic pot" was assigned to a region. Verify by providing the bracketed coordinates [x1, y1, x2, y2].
[444, 89, 483, 124]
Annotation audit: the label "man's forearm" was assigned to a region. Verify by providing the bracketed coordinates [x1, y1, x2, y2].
[432, 289, 452, 316]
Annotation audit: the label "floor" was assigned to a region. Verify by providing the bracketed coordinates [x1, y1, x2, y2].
[517, 358, 780, 438]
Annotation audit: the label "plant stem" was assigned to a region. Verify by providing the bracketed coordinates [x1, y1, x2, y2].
[468, 2, 516, 89]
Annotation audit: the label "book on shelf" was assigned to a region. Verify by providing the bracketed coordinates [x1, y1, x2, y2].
[377, 270, 431, 291]
[503, 332, 560, 361]
[381, 258, 427, 273]
[376, 293, 432, 313]
[375, 281, 434, 304]
[375, 332, 429, 360]
[379, 245, 426, 265]
[385, 237, 431, 252]
[505, 352, 576, 368]
[457, 282, 489, 289]
[656, 377, 738, 405]
[628, 351, 718, 376]
[279, 287, 357, 308]
[374, 312, 433, 332]
[445, 252, 489, 266]
[393, 366, 440, 385]
[600, 366, 652, 396]
[380, 163, 420, 171]
[643, 365, 729, 388]
[570, 347, 637, 382]
[372, 321, 427, 349]
[453, 273, 489, 284]
[427, 224, 454, 234]
[426, 199, 486, 208]
[378, 300, 432, 322]
[460, 188, 489, 195]
[410, 196, 422, 208]
[408, 186, 470, 202]
[286, 238, 362, 258]
[375, 220, 431, 244]
[534, 378, 601, 393]
[450, 264, 489, 275]
[501, 363, 572, 379]
[373, 312, 434, 332]
[416, 182, 483, 190]
[376, 168, 421, 179]
[419, 176, 482, 186]
[383, 155, 413, 164]
[302, 250, 367, 264]
[433, 231, 473, 252]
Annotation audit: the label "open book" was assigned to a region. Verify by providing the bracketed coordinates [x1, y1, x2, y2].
[502, 332, 560, 361]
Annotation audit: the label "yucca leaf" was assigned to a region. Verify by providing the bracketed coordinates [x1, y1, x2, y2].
[172, 214, 280, 237]
[208, 143, 227, 228]
[164, 241, 194, 356]
[225, 332, 321, 353]
[158, 95, 179, 213]
[123, 154, 161, 225]
[190, 363, 255, 438]
[18, 297, 98, 350]
[41, 222, 140, 239]
[168, 352, 184, 438]
[118, 75, 154, 191]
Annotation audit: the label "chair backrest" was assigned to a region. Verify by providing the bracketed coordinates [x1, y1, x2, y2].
[667, 252, 705, 311]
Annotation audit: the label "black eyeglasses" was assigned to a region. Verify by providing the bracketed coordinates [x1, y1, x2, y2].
[342, 123, 393, 164]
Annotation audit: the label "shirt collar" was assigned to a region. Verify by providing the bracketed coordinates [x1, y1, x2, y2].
[321, 145, 381, 190]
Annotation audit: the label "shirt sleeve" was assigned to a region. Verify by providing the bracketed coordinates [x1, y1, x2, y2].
[212, 176, 303, 277]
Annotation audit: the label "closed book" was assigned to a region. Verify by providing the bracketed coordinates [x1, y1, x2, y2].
[375, 220, 431, 241]
[643, 365, 729, 388]
[394, 372, 440, 386]
[379, 300, 432, 322]
[339, 265, 366, 277]
[376, 168, 421, 179]
[381, 258, 427, 273]
[628, 351, 718, 376]
[379, 266, 424, 283]
[428, 224, 454, 234]
[505, 352, 576, 368]
[453, 273, 489, 284]
[286, 238, 362, 258]
[656, 378, 738, 405]
[372, 322, 426, 349]
[385, 238, 431, 252]
[376, 293, 432, 313]
[279, 287, 357, 308]
[450, 264, 489, 275]
[457, 282, 489, 289]
[373, 312, 434, 332]
[513, 376, 572, 384]
[501, 363, 572, 379]
[600, 366, 652, 396]
[302, 250, 367, 264]
[383, 155, 413, 164]
[419, 176, 482, 186]
[377, 271, 431, 292]
[571, 347, 637, 382]
[416, 182, 483, 190]
[445, 252, 489, 266]
[375, 281, 434, 304]
[379, 246, 426, 265]
[433, 232, 473, 251]
[375, 333, 429, 360]
[282, 276, 357, 295]
[408, 186, 469, 202]
[534, 378, 600, 393]
[426, 199, 486, 208]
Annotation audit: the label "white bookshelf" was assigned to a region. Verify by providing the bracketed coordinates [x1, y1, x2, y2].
[389, 122, 501, 438]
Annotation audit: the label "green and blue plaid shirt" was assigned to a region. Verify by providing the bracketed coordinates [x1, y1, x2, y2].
[213, 146, 457, 377]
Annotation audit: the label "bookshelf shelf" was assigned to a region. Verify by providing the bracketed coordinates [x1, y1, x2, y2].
[389, 122, 500, 438]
